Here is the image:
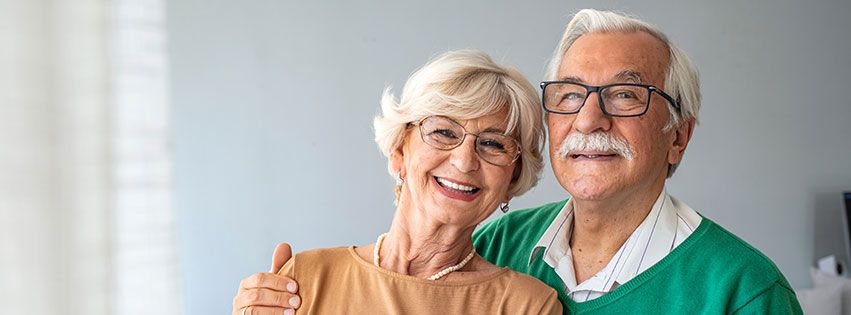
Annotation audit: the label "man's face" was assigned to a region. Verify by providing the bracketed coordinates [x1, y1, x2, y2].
[548, 31, 690, 203]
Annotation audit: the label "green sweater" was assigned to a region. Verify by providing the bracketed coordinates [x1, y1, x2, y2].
[473, 199, 803, 314]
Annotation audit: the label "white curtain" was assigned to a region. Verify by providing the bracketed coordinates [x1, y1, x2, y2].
[0, 0, 181, 314]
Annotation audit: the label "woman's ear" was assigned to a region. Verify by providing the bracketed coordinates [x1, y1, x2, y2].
[389, 144, 406, 179]
[506, 157, 522, 191]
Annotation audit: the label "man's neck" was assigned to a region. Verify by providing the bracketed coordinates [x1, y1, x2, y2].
[568, 183, 666, 283]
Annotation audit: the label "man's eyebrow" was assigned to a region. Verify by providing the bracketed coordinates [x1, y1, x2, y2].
[558, 75, 584, 83]
[615, 70, 644, 83]
[557, 72, 642, 84]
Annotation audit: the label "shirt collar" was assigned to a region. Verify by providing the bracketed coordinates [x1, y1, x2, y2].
[527, 187, 680, 284]
[528, 198, 574, 266]
[610, 187, 679, 285]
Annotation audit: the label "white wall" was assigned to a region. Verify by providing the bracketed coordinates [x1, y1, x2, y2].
[168, 1, 851, 314]
[1, 1, 182, 314]
[1, 1, 111, 314]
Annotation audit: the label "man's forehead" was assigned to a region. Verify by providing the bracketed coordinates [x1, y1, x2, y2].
[557, 31, 669, 85]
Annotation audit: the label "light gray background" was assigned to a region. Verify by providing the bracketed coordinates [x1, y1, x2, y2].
[168, 1, 851, 314]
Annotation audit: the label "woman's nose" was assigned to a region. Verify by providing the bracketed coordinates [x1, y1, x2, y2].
[449, 134, 480, 173]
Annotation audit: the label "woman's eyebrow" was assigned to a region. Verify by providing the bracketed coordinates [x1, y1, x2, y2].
[482, 127, 507, 133]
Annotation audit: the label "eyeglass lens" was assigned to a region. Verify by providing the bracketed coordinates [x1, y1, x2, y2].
[419, 116, 519, 166]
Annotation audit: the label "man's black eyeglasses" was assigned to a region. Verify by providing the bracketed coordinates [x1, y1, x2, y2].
[540, 81, 681, 117]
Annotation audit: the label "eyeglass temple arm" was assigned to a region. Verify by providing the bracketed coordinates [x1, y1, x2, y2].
[649, 86, 682, 111]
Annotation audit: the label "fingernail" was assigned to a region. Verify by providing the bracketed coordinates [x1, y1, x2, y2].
[284, 309, 295, 315]
[287, 282, 297, 292]
[289, 296, 300, 307]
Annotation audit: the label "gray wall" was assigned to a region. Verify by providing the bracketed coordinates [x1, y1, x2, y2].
[168, 1, 851, 314]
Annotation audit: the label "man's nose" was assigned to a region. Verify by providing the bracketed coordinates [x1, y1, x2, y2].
[572, 93, 612, 133]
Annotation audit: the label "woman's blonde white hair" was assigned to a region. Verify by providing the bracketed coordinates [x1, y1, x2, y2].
[374, 50, 544, 199]
[545, 9, 701, 177]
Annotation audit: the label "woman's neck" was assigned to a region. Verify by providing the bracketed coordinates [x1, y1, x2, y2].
[375, 210, 477, 278]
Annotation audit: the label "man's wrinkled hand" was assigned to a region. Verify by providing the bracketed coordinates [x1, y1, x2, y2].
[232, 244, 301, 315]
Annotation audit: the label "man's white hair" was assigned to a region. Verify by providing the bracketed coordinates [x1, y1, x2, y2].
[545, 9, 702, 177]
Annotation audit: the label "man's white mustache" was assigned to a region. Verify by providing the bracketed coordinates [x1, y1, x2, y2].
[556, 131, 634, 160]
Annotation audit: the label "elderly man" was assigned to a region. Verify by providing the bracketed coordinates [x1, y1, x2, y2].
[234, 9, 802, 314]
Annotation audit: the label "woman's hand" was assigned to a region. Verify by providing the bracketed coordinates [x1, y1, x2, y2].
[233, 243, 301, 315]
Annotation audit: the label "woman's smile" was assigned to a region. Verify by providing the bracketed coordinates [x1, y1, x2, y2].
[432, 176, 481, 201]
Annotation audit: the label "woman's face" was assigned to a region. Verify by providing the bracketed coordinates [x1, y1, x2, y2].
[392, 110, 517, 228]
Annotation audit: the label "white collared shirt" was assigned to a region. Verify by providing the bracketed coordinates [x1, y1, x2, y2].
[528, 187, 702, 302]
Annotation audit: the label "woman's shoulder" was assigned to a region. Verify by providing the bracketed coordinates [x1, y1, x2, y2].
[278, 246, 353, 278]
[291, 246, 352, 264]
[501, 268, 559, 293]
[492, 268, 562, 314]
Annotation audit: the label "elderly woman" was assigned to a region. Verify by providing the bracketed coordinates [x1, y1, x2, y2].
[233, 50, 560, 314]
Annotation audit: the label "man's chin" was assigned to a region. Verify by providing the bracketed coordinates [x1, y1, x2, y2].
[556, 162, 622, 180]
[564, 175, 619, 201]
[568, 192, 615, 203]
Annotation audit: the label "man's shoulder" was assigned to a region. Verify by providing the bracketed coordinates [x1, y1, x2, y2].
[643, 219, 801, 313]
[699, 220, 785, 274]
[604, 218, 800, 314]
[673, 219, 793, 292]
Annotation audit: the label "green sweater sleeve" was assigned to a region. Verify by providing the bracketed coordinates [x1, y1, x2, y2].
[732, 281, 803, 315]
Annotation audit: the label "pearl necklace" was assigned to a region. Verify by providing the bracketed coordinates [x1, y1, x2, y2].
[373, 232, 476, 281]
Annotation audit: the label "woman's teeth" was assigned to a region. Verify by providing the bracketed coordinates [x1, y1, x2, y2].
[436, 177, 478, 194]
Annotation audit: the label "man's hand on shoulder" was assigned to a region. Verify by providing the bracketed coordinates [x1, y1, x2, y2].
[233, 243, 302, 315]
